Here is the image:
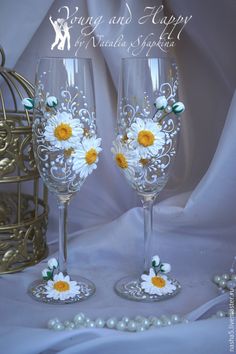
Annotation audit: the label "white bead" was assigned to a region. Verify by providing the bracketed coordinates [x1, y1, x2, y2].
[48, 318, 60, 329]
[95, 318, 105, 328]
[153, 319, 163, 327]
[53, 323, 64, 331]
[231, 274, 236, 281]
[222, 274, 229, 280]
[216, 311, 225, 318]
[121, 316, 130, 324]
[213, 275, 221, 284]
[127, 320, 137, 332]
[171, 314, 180, 324]
[87, 321, 95, 328]
[227, 281, 236, 289]
[74, 313, 85, 324]
[116, 321, 126, 331]
[141, 319, 150, 328]
[85, 318, 92, 325]
[136, 325, 146, 332]
[219, 280, 227, 288]
[68, 323, 75, 330]
[165, 106, 172, 113]
[106, 317, 117, 329]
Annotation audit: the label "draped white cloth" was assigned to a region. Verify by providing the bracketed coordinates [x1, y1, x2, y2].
[0, 0, 236, 353]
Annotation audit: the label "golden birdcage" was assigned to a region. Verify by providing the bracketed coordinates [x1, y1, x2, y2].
[0, 47, 48, 273]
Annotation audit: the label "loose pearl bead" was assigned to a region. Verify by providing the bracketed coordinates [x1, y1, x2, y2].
[107, 318, 117, 329]
[74, 313, 85, 324]
[53, 323, 64, 331]
[85, 318, 92, 325]
[68, 323, 75, 330]
[171, 315, 180, 323]
[219, 280, 227, 288]
[48, 318, 60, 329]
[136, 325, 146, 332]
[227, 281, 236, 289]
[222, 274, 229, 280]
[95, 318, 105, 328]
[127, 321, 137, 332]
[141, 319, 150, 328]
[216, 311, 225, 318]
[231, 274, 236, 281]
[116, 321, 126, 331]
[213, 275, 221, 284]
[122, 317, 130, 324]
[87, 321, 95, 328]
[153, 319, 162, 327]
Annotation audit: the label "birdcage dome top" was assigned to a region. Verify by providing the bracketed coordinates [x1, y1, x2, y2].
[0, 46, 34, 126]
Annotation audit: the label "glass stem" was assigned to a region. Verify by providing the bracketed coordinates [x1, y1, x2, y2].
[57, 198, 68, 274]
[141, 194, 156, 274]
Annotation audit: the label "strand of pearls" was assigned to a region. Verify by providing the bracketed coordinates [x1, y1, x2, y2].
[213, 273, 236, 293]
[48, 310, 230, 332]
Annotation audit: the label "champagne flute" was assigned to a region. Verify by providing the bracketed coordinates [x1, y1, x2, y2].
[27, 57, 101, 304]
[112, 57, 184, 302]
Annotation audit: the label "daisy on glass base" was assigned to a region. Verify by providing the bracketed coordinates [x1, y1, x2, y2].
[141, 269, 176, 296]
[28, 258, 95, 305]
[45, 273, 80, 301]
[114, 255, 181, 302]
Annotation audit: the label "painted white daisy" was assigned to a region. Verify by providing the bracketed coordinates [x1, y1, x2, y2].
[44, 272, 80, 301]
[111, 137, 139, 178]
[72, 136, 102, 179]
[127, 118, 165, 158]
[141, 268, 176, 296]
[44, 111, 83, 149]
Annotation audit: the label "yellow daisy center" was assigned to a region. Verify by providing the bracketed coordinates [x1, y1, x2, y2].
[138, 130, 155, 147]
[53, 280, 70, 292]
[54, 123, 72, 141]
[115, 153, 128, 169]
[151, 276, 166, 288]
[64, 148, 74, 158]
[85, 148, 97, 165]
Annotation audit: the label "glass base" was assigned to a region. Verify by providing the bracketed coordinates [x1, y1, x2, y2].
[28, 275, 96, 304]
[114, 274, 181, 302]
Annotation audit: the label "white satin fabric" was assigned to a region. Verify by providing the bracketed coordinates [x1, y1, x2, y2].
[0, 0, 236, 353]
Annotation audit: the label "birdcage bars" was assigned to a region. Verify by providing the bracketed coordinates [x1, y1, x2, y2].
[0, 47, 48, 273]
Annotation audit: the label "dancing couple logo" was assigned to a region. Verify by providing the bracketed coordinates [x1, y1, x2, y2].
[50, 15, 72, 51]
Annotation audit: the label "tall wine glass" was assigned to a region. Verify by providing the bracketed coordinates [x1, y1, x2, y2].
[112, 57, 184, 302]
[28, 57, 101, 304]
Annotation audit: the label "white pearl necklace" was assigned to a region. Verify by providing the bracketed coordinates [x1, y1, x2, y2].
[48, 310, 230, 332]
